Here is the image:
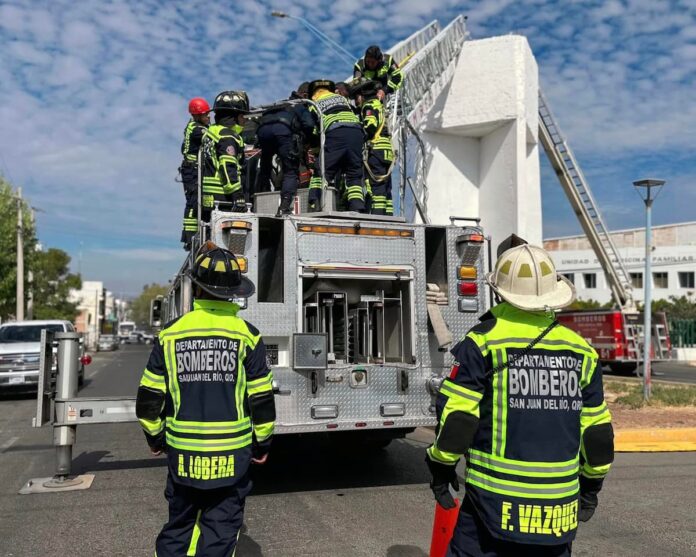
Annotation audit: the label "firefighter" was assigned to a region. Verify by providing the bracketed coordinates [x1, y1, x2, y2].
[180, 97, 210, 249]
[201, 91, 249, 220]
[307, 79, 365, 213]
[353, 80, 395, 216]
[255, 94, 315, 216]
[426, 239, 614, 557]
[136, 245, 275, 557]
[353, 45, 403, 99]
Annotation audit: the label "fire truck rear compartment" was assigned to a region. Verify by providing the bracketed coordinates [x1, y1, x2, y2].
[301, 277, 414, 366]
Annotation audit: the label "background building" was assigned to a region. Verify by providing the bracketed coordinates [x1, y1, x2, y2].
[545, 222, 696, 305]
[70, 281, 117, 349]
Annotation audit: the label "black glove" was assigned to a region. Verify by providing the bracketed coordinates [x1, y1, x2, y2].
[231, 190, 247, 212]
[578, 476, 604, 522]
[146, 431, 167, 454]
[425, 454, 460, 509]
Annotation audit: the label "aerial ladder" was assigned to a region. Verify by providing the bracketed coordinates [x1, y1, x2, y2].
[538, 92, 635, 311]
[390, 16, 635, 312]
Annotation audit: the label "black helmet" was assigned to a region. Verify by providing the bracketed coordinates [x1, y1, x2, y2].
[213, 90, 250, 114]
[290, 81, 310, 99]
[189, 247, 255, 299]
[365, 45, 382, 60]
[307, 79, 336, 98]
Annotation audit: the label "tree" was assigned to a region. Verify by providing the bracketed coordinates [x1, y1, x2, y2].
[0, 176, 37, 321]
[652, 295, 696, 319]
[31, 248, 82, 320]
[566, 298, 613, 311]
[130, 283, 169, 329]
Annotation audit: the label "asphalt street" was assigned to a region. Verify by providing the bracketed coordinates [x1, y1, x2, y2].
[605, 361, 696, 385]
[0, 345, 694, 556]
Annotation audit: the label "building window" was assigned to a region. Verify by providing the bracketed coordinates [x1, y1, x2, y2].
[562, 273, 575, 285]
[630, 272, 643, 289]
[679, 272, 695, 289]
[653, 272, 669, 289]
[583, 273, 597, 289]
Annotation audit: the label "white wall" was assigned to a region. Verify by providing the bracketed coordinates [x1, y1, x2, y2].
[418, 35, 541, 249]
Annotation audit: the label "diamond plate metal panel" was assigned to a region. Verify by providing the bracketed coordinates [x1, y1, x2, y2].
[204, 212, 487, 434]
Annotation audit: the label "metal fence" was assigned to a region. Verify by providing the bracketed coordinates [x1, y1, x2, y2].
[669, 319, 696, 347]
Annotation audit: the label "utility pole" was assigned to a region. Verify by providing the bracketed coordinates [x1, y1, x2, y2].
[16, 187, 24, 321]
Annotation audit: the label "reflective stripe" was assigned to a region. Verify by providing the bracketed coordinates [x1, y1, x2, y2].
[439, 380, 482, 403]
[140, 417, 164, 435]
[581, 355, 592, 387]
[427, 444, 459, 465]
[187, 510, 202, 556]
[142, 368, 165, 385]
[167, 417, 251, 434]
[466, 468, 579, 499]
[486, 338, 593, 355]
[581, 462, 610, 478]
[161, 328, 256, 345]
[141, 369, 166, 392]
[166, 432, 253, 452]
[581, 402, 608, 418]
[164, 340, 181, 416]
[492, 349, 506, 456]
[247, 374, 273, 396]
[254, 421, 274, 442]
[468, 450, 579, 477]
[236, 343, 247, 420]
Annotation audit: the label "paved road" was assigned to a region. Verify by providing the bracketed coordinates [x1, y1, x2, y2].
[605, 361, 696, 385]
[0, 345, 695, 556]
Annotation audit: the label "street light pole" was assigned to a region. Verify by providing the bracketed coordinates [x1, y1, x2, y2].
[271, 11, 357, 65]
[633, 179, 666, 401]
[16, 187, 24, 321]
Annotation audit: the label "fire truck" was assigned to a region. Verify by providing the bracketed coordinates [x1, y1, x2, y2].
[158, 205, 487, 442]
[556, 310, 672, 374]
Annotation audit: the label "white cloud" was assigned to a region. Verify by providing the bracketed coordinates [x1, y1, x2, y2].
[0, 0, 692, 292]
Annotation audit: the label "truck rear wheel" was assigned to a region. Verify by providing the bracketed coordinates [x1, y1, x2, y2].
[609, 362, 638, 375]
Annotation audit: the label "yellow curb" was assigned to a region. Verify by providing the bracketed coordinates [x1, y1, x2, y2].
[615, 428, 696, 452]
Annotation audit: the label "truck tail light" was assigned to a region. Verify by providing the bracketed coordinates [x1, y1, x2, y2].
[458, 266, 477, 279]
[80, 354, 92, 366]
[457, 281, 478, 296]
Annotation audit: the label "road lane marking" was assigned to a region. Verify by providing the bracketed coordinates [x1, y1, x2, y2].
[0, 436, 19, 453]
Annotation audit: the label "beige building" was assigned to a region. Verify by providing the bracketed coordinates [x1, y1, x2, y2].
[544, 222, 696, 304]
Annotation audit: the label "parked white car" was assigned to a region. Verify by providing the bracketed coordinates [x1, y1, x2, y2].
[0, 320, 86, 389]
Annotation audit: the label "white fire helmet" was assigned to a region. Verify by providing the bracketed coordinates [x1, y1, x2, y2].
[486, 244, 576, 311]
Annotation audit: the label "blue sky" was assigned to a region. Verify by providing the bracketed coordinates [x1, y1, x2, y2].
[0, 0, 694, 296]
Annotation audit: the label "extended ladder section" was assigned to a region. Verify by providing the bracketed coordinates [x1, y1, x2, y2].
[385, 16, 469, 223]
[538, 91, 635, 311]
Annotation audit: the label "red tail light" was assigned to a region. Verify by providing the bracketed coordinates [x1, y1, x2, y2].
[80, 354, 92, 366]
[457, 281, 478, 296]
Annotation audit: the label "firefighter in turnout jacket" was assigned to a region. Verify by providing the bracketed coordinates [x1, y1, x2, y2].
[426, 240, 614, 557]
[201, 91, 249, 220]
[136, 245, 275, 557]
[180, 98, 210, 248]
[353, 45, 403, 99]
[255, 95, 315, 216]
[353, 80, 394, 216]
[307, 79, 365, 213]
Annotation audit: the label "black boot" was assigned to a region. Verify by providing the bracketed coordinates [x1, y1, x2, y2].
[275, 195, 293, 217]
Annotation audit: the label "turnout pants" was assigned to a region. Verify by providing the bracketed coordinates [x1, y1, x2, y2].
[309, 126, 364, 212]
[181, 165, 198, 244]
[156, 474, 250, 557]
[365, 146, 393, 216]
[447, 496, 573, 557]
[256, 122, 301, 209]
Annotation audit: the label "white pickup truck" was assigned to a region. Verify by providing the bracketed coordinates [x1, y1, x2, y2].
[0, 320, 86, 390]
